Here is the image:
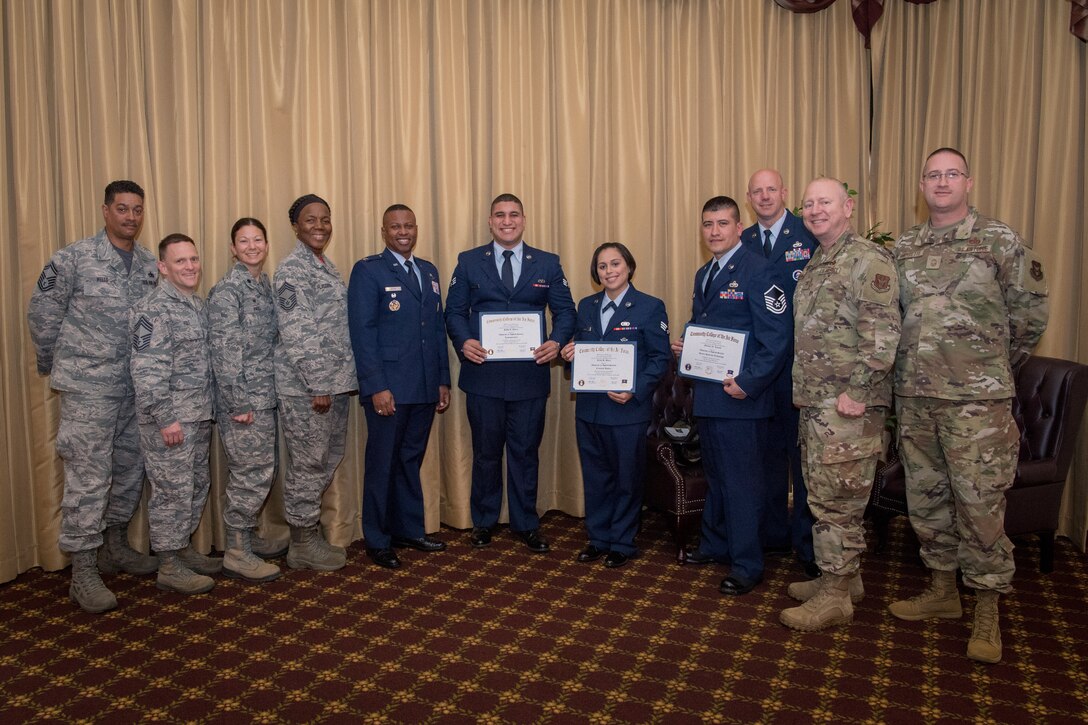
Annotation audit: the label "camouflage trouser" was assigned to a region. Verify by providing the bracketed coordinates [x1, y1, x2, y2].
[897, 396, 1018, 593]
[217, 408, 278, 530]
[799, 405, 887, 576]
[279, 394, 348, 529]
[140, 420, 212, 552]
[56, 392, 145, 553]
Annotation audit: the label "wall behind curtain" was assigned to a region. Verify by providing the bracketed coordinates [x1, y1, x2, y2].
[4, 0, 1083, 582]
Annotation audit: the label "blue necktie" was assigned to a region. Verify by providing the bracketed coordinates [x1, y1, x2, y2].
[501, 250, 514, 293]
[703, 260, 720, 300]
[405, 259, 421, 296]
[763, 229, 773, 258]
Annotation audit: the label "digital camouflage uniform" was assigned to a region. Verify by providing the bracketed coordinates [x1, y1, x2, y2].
[793, 230, 901, 575]
[27, 229, 159, 553]
[273, 241, 357, 529]
[130, 278, 215, 553]
[208, 262, 278, 531]
[894, 207, 1048, 592]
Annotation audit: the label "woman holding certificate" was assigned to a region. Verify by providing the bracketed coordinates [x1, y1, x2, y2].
[560, 243, 671, 568]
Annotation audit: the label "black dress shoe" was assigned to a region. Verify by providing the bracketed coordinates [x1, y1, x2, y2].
[604, 551, 630, 568]
[470, 527, 492, 548]
[685, 549, 726, 565]
[366, 547, 401, 569]
[800, 559, 821, 579]
[719, 575, 760, 596]
[515, 529, 551, 553]
[392, 536, 447, 552]
[763, 544, 793, 557]
[577, 545, 606, 563]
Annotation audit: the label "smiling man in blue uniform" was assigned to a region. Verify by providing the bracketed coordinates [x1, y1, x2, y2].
[348, 204, 451, 570]
[672, 195, 791, 596]
[445, 194, 577, 552]
[742, 169, 820, 578]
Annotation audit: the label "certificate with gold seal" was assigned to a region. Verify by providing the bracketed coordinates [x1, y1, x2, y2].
[479, 310, 545, 361]
[677, 323, 747, 382]
[570, 342, 637, 393]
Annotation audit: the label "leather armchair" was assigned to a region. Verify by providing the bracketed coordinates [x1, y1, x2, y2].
[869, 355, 1088, 573]
[644, 357, 707, 563]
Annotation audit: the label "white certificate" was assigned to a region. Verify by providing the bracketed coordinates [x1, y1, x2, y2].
[571, 342, 637, 393]
[479, 310, 545, 361]
[677, 323, 748, 382]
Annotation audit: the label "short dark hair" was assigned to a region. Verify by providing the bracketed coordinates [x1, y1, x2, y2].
[230, 217, 267, 245]
[383, 203, 414, 222]
[490, 193, 524, 214]
[924, 147, 970, 176]
[701, 195, 741, 222]
[158, 233, 195, 260]
[104, 180, 145, 205]
[590, 242, 637, 285]
[288, 194, 330, 225]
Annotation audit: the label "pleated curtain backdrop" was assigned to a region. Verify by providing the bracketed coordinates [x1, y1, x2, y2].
[2, 0, 1085, 583]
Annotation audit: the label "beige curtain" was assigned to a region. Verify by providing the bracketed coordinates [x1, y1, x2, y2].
[870, 0, 1088, 550]
[23, 0, 1080, 583]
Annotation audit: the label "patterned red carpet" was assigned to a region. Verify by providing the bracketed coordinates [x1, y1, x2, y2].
[1, 512, 1086, 723]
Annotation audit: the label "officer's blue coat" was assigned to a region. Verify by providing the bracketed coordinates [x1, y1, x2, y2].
[741, 210, 816, 300]
[348, 249, 450, 402]
[445, 242, 577, 401]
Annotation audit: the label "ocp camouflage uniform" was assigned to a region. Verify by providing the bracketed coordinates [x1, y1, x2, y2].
[894, 207, 1048, 592]
[793, 230, 901, 575]
[27, 229, 159, 553]
[208, 262, 278, 531]
[130, 278, 215, 553]
[273, 241, 357, 529]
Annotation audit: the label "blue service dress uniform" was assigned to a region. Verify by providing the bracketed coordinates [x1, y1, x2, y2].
[741, 211, 818, 562]
[445, 242, 577, 532]
[571, 286, 671, 556]
[348, 249, 450, 550]
[686, 244, 791, 585]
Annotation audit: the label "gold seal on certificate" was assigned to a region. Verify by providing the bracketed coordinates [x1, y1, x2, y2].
[571, 342, 637, 393]
[478, 310, 545, 361]
[678, 323, 748, 382]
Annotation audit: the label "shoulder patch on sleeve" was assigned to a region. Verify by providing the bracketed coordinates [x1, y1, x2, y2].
[660, 320, 669, 333]
[37, 262, 58, 292]
[277, 281, 297, 311]
[132, 315, 153, 352]
[763, 284, 787, 315]
[858, 256, 898, 306]
[1019, 247, 1047, 295]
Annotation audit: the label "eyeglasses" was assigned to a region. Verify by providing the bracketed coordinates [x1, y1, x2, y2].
[922, 169, 968, 183]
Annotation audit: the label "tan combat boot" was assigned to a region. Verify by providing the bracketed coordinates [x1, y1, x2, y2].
[98, 522, 159, 575]
[156, 550, 215, 594]
[780, 574, 853, 631]
[788, 572, 865, 604]
[967, 590, 1002, 663]
[251, 532, 289, 560]
[224, 528, 282, 583]
[69, 550, 118, 613]
[286, 525, 346, 571]
[178, 543, 223, 575]
[888, 569, 962, 620]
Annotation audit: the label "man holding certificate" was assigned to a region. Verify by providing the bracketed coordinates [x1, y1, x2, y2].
[445, 194, 577, 553]
[560, 243, 671, 568]
[672, 196, 791, 596]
